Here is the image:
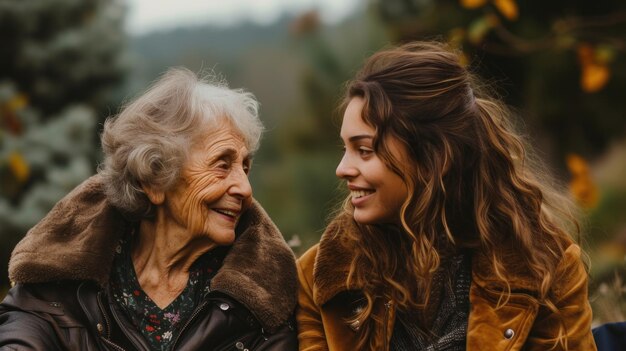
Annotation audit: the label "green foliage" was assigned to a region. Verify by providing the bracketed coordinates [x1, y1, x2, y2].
[0, 0, 127, 287]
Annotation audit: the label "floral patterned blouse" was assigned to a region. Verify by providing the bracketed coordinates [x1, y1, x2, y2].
[109, 236, 225, 351]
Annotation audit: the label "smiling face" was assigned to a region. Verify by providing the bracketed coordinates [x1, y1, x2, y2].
[157, 119, 253, 245]
[336, 97, 410, 225]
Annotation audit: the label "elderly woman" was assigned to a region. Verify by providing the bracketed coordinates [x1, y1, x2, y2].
[0, 68, 298, 350]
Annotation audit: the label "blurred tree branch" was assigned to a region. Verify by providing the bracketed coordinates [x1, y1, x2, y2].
[483, 10, 626, 55]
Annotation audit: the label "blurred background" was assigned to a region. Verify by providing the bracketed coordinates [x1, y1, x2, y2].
[1, 0, 625, 325]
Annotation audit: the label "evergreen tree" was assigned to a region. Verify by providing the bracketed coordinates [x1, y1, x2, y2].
[0, 0, 127, 287]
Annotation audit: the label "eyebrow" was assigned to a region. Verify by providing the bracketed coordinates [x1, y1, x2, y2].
[214, 147, 252, 161]
[347, 135, 374, 142]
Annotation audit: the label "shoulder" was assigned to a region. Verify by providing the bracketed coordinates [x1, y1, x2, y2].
[297, 244, 319, 274]
[472, 240, 586, 294]
[296, 244, 319, 292]
[556, 242, 583, 265]
[1, 281, 88, 320]
[0, 282, 84, 350]
[551, 243, 588, 299]
[0, 309, 63, 350]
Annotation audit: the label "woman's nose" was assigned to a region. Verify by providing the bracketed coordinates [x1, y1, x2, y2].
[229, 167, 252, 199]
[336, 154, 358, 179]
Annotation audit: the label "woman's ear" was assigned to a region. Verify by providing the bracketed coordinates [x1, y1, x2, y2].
[141, 183, 165, 205]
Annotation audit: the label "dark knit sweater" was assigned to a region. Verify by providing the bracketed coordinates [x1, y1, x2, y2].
[390, 253, 471, 351]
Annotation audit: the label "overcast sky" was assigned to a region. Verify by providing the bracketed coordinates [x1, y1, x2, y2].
[126, 0, 361, 35]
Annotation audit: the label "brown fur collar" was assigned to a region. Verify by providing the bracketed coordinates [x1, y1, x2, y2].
[312, 217, 366, 306]
[312, 215, 568, 306]
[8, 175, 297, 332]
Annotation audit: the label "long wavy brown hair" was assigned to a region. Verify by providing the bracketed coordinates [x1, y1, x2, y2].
[334, 41, 579, 349]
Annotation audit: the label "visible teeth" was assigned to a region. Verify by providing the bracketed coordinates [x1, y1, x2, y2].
[351, 190, 373, 199]
[215, 209, 237, 217]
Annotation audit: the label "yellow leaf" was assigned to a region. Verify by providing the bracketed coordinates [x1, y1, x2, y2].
[6, 94, 28, 112]
[566, 154, 599, 209]
[8, 152, 30, 183]
[460, 0, 488, 9]
[566, 153, 589, 177]
[581, 63, 610, 93]
[493, 0, 518, 21]
[577, 43, 612, 92]
[569, 176, 599, 209]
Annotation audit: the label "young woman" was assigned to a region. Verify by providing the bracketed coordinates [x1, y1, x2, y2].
[296, 42, 596, 350]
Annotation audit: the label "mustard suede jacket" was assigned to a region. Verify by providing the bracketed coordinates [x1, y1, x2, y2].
[296, 220, 597, 351]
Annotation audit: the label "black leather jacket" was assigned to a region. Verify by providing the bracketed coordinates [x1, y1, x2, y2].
[0, 176, 298, 350]
[0, 281, 296, 350]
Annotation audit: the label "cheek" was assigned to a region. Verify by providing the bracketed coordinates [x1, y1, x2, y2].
[176, 174, 225, 227]
[184, 172, 225, 203]
[383, 174, 408, 207]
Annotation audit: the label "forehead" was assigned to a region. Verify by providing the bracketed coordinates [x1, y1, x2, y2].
[194, 118, 248, 154]
[341, 97, 410, 163]
[340, 97, 374, 140]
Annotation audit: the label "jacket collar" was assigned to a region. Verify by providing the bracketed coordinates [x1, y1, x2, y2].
[312, 217, 368, 306]
[8, 175, 297, 333]
[312, 215, 550, 307]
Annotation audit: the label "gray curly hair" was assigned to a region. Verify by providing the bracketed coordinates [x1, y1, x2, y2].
[98, 67, 263, 216]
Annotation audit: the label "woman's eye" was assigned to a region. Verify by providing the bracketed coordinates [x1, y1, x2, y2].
[243, 163, 251, 174]
[217, 161, 230, 170]
[358, 148, 373, 156]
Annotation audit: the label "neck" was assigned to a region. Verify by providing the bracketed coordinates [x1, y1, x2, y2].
[132, 208, 216, 308]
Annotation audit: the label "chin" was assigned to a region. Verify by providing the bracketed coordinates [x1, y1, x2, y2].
[352, 211, 378, 225]
[353, 209, 397, 225]
[208, 231, 237, 246]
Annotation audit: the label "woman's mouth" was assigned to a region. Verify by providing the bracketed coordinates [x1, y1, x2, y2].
[351, 190, 374, 199]
[213, 208, 239, 221]
[351, 189, 374, 206]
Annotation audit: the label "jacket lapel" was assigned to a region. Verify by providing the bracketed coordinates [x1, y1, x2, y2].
[312, 218, 363, 306]
[210, 199, 298, 333]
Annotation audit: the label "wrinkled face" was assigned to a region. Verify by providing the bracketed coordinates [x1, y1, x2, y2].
[336, 97, 409, 225]
[162, 119, 253, 245]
